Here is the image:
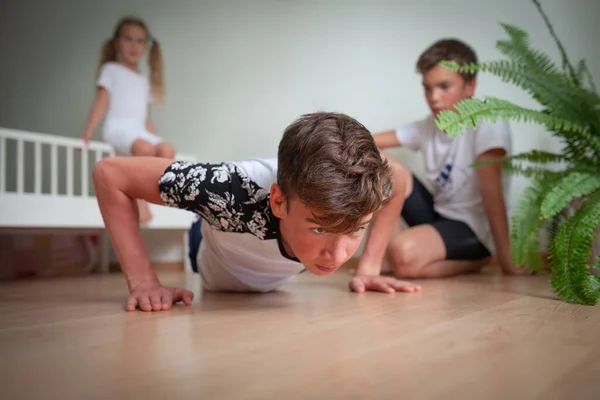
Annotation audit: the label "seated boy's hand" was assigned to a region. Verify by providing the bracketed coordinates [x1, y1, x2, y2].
[126, 281, 194, 312]
[349, 275, 421, 294]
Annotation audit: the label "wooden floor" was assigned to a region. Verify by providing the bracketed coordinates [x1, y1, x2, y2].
[1, 263, 599, 399]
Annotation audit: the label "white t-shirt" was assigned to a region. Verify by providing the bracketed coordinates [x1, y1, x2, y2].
[97, 62, 152, 124]
[395, 115, 512, 254]
[158, 158, 306, 292]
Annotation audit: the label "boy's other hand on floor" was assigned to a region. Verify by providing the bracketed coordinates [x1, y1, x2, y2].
[126, 281, 194, 312]
[349, 275, 421, 294]
[498, 255, 532, 276]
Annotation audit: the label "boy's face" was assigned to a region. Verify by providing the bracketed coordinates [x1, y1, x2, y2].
[422, 64, 476, 116]
[270, 184, 370, 276]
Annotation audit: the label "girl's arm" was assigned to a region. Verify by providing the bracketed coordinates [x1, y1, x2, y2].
[82, 87, 109, 144]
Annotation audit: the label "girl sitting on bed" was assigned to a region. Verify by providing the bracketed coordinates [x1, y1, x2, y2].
[81, 16, 175, 224]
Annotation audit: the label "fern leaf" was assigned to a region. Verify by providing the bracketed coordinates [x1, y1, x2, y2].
[575, 58, 598, 94]
[510, 175, 557, 273]
[540, 172, 600, 219]
[503, 162, 556, 179]
[545, 211, 567, 253]
[496, 22, 559, 75]
[531, 0, 579, 82]
[435, 96, 588, 138]
[434, 95, 600, 160]
[548, 190, 600, 305]
[576, 59, 587, 84]
[440, 60, 600, 122]
[470, 150, 569, 169]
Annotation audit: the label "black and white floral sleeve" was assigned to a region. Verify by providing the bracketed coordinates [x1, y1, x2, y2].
[158, 161, 278, 240]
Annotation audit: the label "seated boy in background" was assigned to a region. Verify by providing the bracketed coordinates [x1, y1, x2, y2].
[352, 38, 527, 286]
[93, 112, 421, 312]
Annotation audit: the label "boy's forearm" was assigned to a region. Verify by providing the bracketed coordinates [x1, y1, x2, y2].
[93, 161, 159, 291]
[476, 151, 512, 267]
[356, 193, 404, 276]
[373, 130, 400, 149]
[356, 154, 407, 276]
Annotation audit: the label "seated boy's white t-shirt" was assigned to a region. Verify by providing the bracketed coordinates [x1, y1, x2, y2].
[395, 115, 512, 254]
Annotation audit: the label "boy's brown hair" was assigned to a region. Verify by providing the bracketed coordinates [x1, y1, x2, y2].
[277, 112, 393, 234]
[416, 38, 478, 82]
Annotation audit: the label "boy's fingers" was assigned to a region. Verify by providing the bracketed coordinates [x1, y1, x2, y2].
[138, 297, 153, 312]
[373, 281, 394, 293]
[349, 277, 365, 293]
[174, 288, 194, 306]
[161, 293, 173, 310]
[125, 296, 138, 312]
[392, 280, 421, 292]
[150, 294, 162, 311]
[183, 290, 194, 306]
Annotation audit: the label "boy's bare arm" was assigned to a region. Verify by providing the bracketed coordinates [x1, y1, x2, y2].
[476, 148, 528, 275]
[351, 152, 421, 294]
[93, 156, 194, 310]
[372, 130, 401, 149]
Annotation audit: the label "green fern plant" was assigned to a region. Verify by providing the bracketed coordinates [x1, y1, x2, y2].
[434, 0, 600, 305]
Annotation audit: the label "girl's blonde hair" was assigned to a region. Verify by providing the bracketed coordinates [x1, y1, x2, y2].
[97, 16, 164, 103]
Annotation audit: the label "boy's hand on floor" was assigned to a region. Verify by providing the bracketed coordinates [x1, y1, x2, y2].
[501, 264, 531, 276]
[499, 256, 532, 276]
[126, 281, 194, 312]
[349, 275, 421, 294]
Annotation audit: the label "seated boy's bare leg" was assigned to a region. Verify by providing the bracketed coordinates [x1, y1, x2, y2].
[386, 225, 489, 278]
[416, 258, 490, 278]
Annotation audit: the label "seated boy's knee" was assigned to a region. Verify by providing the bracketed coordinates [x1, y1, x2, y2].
[388, 237, 421, 276]
[392, 263, 422, 279]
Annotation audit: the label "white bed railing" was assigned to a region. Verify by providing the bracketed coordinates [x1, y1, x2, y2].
[0, 127, 199, 273]
[0, 127, 115, 199]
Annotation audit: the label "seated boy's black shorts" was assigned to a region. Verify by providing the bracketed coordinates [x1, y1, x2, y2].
[401, 175, 491, 261]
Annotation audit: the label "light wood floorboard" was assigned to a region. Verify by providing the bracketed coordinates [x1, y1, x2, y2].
[1, 262, 599, 399]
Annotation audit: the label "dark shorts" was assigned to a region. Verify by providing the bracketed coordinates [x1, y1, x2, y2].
[401, 175, 491, 260]
[188, 217, 202, 273]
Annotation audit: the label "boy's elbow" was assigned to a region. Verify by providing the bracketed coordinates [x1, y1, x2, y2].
[93, 158, 119, 191]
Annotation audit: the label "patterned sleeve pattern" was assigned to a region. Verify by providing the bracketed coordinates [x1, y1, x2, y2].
[158, 161, 278, 240]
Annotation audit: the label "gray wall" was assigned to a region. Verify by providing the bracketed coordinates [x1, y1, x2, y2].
[2, 0, 598, 261]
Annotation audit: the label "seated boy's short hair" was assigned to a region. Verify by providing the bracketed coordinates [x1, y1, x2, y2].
[277, 112, 392, 234]
[416, 38, 478, 82]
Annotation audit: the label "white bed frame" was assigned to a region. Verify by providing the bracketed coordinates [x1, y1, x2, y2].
[0, 127, 197, 274]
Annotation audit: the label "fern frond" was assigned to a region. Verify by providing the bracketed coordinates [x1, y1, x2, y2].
[435, 96, 588, 137]
[434, 95, 600, 160]
[548, 190, 600, 305]
[496, 23, 559, 75]
[546, 210, 567, 253]
[471, 150, 569, 169]
[510, 179, 548, 274]
[531, 0, 579, 82]
[502, 162, 556, 179]
[440, 60, 600, 122]
[540, 172, 600, 219]
[576, 58, 598, 94]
